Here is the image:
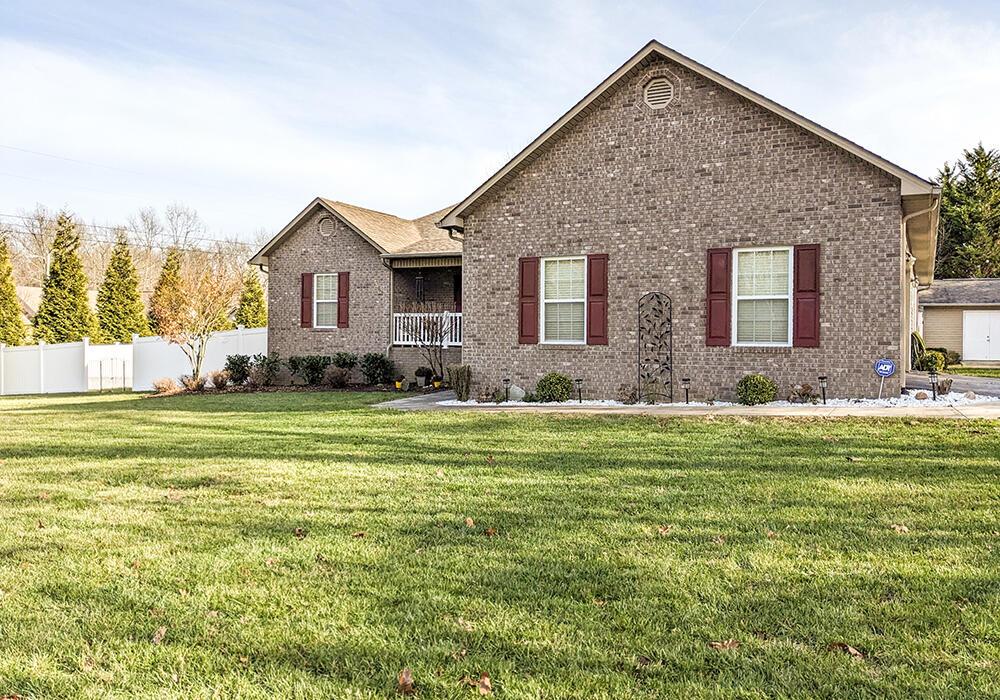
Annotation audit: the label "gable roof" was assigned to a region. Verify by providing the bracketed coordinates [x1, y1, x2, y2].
[249, 198, 460, 266]
[919, 278, 1000, 306]
[438, 39, 938, 229]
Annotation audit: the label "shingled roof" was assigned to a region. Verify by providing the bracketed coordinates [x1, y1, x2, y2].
[249, 199, 460, 267]
[920, 279, 1000, 305]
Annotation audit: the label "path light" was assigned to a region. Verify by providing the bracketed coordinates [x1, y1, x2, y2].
[818, 376, 828, 405]
[575, 378, 583, 404]
[502, 376, 511, 402]
[681, 377, 691, 404]
[928, 369, 938, 401]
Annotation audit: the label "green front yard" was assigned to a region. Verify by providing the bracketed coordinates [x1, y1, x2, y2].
[1, 392, 998, 698]
[947, 365, 1000, 379]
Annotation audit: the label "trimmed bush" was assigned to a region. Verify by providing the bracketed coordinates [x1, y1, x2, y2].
[249, 352, 282, 386]
[224, 354, 252, 386]
[360, 353, 394, 385]
[324, 366, 350, 388]
[916, 350, 945, 373]
[209, 370, 230, 390]
[535, 372, 574, 403]
[447, 365, 472, 401]
[332, 352, 359, 371]
[736, 373, 777, 405]
[287, 355, 332, 385]
[152, 377, 178, 395]
[927, 347, 961, 368]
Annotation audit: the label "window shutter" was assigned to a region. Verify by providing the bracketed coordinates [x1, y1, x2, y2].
[518, 257, 539, 344]
[793, 244, 820, 347]
[337, 271, 350, 328]
[705, 248, 731, 346]
[301, 273, 314, 329]
[586, 254, 608, 345]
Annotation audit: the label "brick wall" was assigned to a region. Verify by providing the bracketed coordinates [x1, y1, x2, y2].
[267, 208, 392, 358]
[460, 55, 903, 401]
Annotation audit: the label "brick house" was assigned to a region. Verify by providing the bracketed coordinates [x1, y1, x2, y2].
[252, 40, 940, 400]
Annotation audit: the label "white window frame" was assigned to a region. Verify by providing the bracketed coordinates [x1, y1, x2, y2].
[731, 246, 793, 347]
[314, 273, 339, 329]
[540, 255, 587, 345]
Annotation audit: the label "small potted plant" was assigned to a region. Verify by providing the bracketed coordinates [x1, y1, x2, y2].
[394, 374, 406, 391]
[415, 366, 433, 387]
[432, 374, 444, 389]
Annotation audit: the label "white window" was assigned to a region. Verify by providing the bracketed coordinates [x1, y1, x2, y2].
[540, 256, 586, 344]
[314, 273, 338, 328]
[733, 247, 792, 346]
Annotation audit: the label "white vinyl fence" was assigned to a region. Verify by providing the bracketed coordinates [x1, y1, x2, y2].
[0, 327, 267, 396]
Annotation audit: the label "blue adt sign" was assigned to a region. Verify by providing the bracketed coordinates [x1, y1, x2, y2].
[874, 359, 896, 378]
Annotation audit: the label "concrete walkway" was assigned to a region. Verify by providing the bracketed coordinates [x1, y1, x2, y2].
[378, 391, 1000, 419]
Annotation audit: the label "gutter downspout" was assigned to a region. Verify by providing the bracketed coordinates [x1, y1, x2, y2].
[381, 257, 395, 355]
[900, 197, 940, 381]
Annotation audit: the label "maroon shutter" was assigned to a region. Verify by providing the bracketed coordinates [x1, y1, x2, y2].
[586, 254, 608, 345]
[337, 271, 349, 328]
[301, 273, 314, 329]
[518, 257, 539, 344]
[793, 244, 820, 347]
[705, 248, 732, 346]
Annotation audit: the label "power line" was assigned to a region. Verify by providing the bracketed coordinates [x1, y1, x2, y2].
[0, 144, 151, 177]
[0, 221, 251, 256]
[0, 212, 251, 248]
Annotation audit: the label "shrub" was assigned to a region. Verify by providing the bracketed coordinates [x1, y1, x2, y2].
[447, 365, 472, 401]
[787, 383, 818, 404]
[249, 352, 282, 386]
[736, 373, 777, 405]
[331, 352, 359, 371]
[224, 354, 252, 385]
[360, 352, 394, 385]
[535, 372, 574, 403]
[617, 383, 639, 405]
[287, 355, 332, 385]
[152, 377, 178, 394]
[180, 374, 208, 392]
[209, 370, 230, 390]
[927, 347, 961, 368]
[477, 384, 501, 403]
[324, 366, 350, 388]
[916, 350, 945, 373]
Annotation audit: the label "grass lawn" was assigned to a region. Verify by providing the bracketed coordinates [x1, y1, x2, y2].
[947, 365, 1000, 379]
[1, 392, 998, 699]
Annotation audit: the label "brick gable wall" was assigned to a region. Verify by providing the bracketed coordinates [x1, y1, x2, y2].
[460, 55, 903, 400]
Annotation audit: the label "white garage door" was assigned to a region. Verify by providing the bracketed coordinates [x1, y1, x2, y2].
[963, 310, 1000, 361]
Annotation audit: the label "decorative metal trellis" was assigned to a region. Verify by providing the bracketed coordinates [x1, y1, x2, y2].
[637, 292, 673, 404]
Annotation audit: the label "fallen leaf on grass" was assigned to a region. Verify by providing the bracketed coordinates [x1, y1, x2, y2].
[465, 517, 475, 528]
[828, 642, 865, 660]
[151, 626, 167, 645]
[398, 667, 415, 695]
[293, 527, 307, 540]
[165, 489, 183, 501]
[435, 468, 445, 477]
[891, 524, 910, 534]
[206, 610, 219, 618]
[712, 535, 726, 546]
[451, 647, 468, 661]
[39, 492, 51, 501]
[36, 520, 44, 529]
[657, 525, 673, 537]
[484, 527, 497, 537]
[766, 530, 778, 539]
[846, 456, 864, 463]
[455, 616, 475, 632]
[477, 672, 493, 695]
[635, 655, 653, 667]
[351, 531, 366, 538]
[708, 639, 740, 651]
[485, 454, 496, 465]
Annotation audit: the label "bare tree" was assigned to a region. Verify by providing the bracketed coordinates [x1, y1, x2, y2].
[11, 205, 58, 285]
[400, 302, 458, 378]
[149, 249, 242, 379]
[127, 207, 166, 290]
[164, 203, 204, 249]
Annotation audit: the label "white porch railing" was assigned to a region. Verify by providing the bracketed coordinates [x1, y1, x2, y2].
[393, 312, 463, 347]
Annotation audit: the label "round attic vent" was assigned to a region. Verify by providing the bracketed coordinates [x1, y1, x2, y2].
[318, 216, 335, 237]
[643, 77, 674, 109]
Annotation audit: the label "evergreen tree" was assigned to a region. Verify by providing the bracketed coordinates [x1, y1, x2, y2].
[97, 231, 150, 343]
[0, 237, 26, 346]
[235, 269, 267, 328]
[935, 144, 1000, 278]
[32, 213, 98, 343]
[149, 248, 183, 335]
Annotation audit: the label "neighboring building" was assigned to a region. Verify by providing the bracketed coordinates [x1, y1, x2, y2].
[252, 40, 941, 399]
[250, 199, 462, 377]
[919, 279, 1000, 363]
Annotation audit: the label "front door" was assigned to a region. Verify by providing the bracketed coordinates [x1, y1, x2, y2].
[963, 310, 1000, 361]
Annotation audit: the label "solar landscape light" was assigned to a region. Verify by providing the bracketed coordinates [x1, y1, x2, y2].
[575, 378, 583, 403]
[502, 376, 511, 402]
[928, 369, 939, 401]
[681, 377, 691, 404]
[818, 375, 828, 405]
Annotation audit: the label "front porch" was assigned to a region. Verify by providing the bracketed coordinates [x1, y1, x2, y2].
[388, 255, 463, 348]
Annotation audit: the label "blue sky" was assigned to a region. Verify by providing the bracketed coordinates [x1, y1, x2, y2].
[1, 0, 998, 241]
